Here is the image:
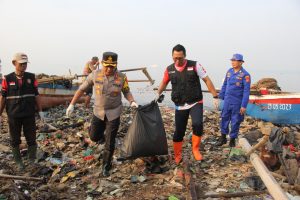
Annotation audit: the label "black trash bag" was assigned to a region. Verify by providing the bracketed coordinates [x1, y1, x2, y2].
[121, 101, 168, 159]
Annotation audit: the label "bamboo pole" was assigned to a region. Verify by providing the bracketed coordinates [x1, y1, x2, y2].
[153, 88, 289, 95]
[201, 191, 267, 198]
[239, 138, 289, 200]
[37, 67, 155, 85]
[0, 174, 44, 182]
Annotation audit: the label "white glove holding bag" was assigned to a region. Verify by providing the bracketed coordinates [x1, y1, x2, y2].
[66, 104, 75, 117]
[39, 112, 46, 122]
[130, 101, 138, 108]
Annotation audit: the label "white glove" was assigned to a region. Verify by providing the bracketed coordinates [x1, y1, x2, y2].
[213, 98, 219, 110]
[39, 112, 46, 122]
[66, 104, 75, 117]
[130, 101, 138, 108]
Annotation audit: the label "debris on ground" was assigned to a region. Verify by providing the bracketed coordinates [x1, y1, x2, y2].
[1, 103, 300, 199]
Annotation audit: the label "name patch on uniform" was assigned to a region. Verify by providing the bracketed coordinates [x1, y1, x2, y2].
[187, 67, 194, 71]
[111, 91, 119, 97]
[245, 76, 250, 82]
[113, 83, 121, 88]
[27, 79, 32, 84]
[95, 81, 104, 84]
[9, 82, 16, 86]
[168, 71, 175, 74]
[236, 82, 241, 86]
[114, 79, 121, 84]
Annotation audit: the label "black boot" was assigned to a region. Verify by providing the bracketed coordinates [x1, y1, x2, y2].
[216, 134, 227, 146]
[102, 150, 113, 177]
[12, 147, 25, 170]
[102, 164, 111, 177]
[229, 138, 236, 147]
[27, 145, 37, 163]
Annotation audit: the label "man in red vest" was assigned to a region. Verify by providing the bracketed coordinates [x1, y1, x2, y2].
[0, 53, 45, 170]
[155, 44, 219, 164]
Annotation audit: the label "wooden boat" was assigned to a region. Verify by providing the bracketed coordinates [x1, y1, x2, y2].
[246, 93, 300, 125]
[37, 82, 84, 109]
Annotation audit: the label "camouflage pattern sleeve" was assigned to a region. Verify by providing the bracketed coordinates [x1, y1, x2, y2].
[121, 75, 131, 94]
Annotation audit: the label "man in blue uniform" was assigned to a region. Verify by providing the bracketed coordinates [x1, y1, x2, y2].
[217, 54, 251, 147]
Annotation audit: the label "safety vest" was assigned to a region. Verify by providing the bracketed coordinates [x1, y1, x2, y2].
[167, 60, 203, 106]
[5, 72, 36, 118]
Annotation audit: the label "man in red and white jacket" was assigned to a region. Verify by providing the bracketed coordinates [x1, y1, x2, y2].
[156, 44, 219, 164]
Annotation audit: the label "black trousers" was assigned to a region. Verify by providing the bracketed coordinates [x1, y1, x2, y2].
[89, 115, 120, 167]
[173, 103, 203, 142]
[8, 116, 37, 148]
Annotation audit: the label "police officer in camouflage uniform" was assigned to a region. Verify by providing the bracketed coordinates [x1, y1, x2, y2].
[66, 52, 138, 176]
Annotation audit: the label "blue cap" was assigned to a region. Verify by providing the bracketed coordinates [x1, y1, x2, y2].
[230, 54, 244, 62]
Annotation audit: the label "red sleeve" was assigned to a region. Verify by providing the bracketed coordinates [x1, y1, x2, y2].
[162, 69, 170, 84]
[1, 78, 8, 91]
[34, 79, 39, 95]
[1, 78, 8, 97]
[34, 79, 38, 87]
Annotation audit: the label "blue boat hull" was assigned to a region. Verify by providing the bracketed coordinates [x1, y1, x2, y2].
[246, 103, 300, 124]
[220, 93, 300, 125]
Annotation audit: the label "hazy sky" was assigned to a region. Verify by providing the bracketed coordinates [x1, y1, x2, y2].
[1, 0, 300, 91]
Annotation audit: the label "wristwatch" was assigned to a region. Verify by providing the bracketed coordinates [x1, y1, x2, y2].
[213, 95, 219, 99]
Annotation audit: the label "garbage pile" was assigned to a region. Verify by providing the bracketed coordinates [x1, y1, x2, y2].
[256, 126, 300, 186]
[251, 78, 281, 91]
[1, 104, 300, 199]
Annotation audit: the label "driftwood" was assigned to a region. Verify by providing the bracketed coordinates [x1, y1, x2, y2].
[246, 123, 273, 156]
[239, 138, 289, 200]
[0, 174, 44, 182]
[57, 121, 84, 130]
[278, 154, 295, 185]
[201, 191, 267, 198]
[182, 160, 197, 200]
[271, 172, 287, 181]
[281, 183, 300, 193]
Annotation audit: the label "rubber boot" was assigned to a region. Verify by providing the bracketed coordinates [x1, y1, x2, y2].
[102, 164, 112, 177]
[102, 150, 113, 177]
[27, 145, 37, 163]
[229, 138, 236, 147]
[216, 134, 227, 146]
[192, 135, 203, 161]
[12, 147, 25, 170]
[173, 141, 183, 165]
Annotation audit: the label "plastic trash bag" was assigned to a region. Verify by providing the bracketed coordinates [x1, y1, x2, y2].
[122, 101, 168, 159]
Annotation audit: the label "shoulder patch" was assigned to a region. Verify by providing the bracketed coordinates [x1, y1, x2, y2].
[245, 75, 250, 83]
